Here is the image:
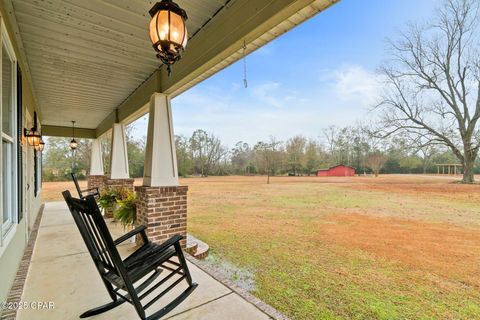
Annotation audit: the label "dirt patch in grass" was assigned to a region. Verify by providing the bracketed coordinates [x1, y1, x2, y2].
[348, 176, 480, 202]
[317, 213, 480, 288]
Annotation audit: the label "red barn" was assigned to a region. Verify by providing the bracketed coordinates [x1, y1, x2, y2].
[316, 165, 355, 177]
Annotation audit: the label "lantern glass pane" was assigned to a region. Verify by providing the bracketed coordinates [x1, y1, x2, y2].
[156, 10, 170, 42]
[27, 131, 40, 147]
[182, 24, 188, 48]
[169, 11, 185, 45]
[149, 12, 160, 44]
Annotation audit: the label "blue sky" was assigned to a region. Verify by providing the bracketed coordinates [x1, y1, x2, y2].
[131, 0, 439, 146]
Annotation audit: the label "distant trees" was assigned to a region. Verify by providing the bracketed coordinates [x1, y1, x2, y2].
[189, 129, 228, 177]
[175, 135, 192, 177]
[286, 136, 307, 176]
[304, 139, 322, 176]
[42, 137, 91, 180]
[42, 124, 479, 182]
[231, 141, 253, 174]
[376, 0, 480, 183]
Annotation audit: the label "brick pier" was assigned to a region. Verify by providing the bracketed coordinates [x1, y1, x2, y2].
[135, 186, 188, 248]
[87, 175, 104, 192]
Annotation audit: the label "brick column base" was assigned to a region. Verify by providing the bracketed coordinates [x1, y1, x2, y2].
[87, 175, 104, 192]
[135, 186, 188, 249]
[102, 177, 135, 218]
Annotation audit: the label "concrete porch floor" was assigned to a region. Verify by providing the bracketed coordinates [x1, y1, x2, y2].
[16, 202, 272, 320]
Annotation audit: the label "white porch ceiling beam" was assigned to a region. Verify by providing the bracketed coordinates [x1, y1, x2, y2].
[42, 125, 97, 139]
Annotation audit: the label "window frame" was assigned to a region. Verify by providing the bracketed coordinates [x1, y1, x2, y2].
[0, 20, 18, 246]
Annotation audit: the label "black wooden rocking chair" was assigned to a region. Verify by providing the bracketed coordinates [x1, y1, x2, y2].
[71, 172, 100, 200]
[62, 191, 198, 319]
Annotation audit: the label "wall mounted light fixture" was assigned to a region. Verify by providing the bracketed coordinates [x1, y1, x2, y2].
[24, 111, 41, 148]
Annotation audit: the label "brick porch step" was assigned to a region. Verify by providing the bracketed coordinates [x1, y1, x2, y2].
[186, 234, 209, 260]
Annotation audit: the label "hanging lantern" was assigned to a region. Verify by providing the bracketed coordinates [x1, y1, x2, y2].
[69, 121, 78, 150]
[24, 111, 42, 147]
[149, 0, 188, 74]
[25, 128, 41, 147]
[35, 138, 45, 152]
[69, 138, 77, 150]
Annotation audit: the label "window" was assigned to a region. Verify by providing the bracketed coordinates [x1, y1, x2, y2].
[1, 25, 17, 240]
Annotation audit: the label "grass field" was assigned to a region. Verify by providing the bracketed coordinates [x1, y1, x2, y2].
[43, 175, 480, 319]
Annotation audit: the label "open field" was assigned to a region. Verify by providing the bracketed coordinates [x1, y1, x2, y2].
[43, 175, 480, 319]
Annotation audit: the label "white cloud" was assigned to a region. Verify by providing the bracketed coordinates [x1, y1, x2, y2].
[252, 81, 297, 108]
[321, 65, 382, 108]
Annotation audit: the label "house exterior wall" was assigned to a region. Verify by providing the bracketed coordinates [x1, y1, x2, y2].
[0, 7, 43, 305]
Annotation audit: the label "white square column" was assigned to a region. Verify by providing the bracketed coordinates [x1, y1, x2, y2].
[143, 93, 179, 187]
[89, 139, 104, 176]
[109, 123, 130, 179]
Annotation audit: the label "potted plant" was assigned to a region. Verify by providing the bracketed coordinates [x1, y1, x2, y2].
[114, 190, 138, 243]
[98, 188, 118, 211]
[98, 187, 130, 219]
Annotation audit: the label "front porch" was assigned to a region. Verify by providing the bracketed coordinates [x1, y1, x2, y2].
[14, 202, 278, 320]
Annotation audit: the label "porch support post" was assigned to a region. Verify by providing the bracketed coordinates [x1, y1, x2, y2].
[103, 123, 134, 218]
[143, 93, 179, 187]
[136, 93, 187, 248]
[110, 123, 129, 179]
[87, 139, 105, 191]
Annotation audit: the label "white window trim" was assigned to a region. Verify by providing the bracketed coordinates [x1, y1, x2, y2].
[0, 19, 18, 249]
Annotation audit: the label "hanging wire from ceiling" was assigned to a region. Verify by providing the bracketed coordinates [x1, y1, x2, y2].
[243, 40, 248, 88]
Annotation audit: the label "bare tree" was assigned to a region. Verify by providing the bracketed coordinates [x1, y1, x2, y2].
[376, 0, 480, 183]
[366, 152, 388, 177]
[254, 137, 283, 184]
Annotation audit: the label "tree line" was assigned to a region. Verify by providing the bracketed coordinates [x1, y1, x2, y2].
[42, 126, 479, 182]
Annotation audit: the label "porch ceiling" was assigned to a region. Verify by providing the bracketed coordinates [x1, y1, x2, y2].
[7, 0, 230, 129]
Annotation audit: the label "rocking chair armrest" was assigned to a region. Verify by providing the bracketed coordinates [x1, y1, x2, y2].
[154, 234, 184, 253]
[114, 225, 148, 245]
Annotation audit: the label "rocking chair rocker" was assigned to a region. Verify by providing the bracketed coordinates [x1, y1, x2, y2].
[62, 191, 198, 319]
